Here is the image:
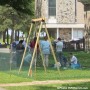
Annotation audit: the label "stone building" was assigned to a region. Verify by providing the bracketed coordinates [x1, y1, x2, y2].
[80, 1, 90, 51]
[35, 0, 84, 41]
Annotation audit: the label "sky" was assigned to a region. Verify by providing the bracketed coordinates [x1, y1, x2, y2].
[8, 28, 23, 37]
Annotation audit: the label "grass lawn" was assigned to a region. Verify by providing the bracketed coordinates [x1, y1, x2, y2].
[4, 82, 90, 90]
[0, 68, 90, 83]
[0, 51, 90, 84]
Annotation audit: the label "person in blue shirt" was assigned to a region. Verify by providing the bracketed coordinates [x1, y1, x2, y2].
[40, 36, 50, 67]
[56, 37, 63, 67]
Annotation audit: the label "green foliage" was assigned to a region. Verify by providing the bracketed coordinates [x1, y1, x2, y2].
[0, 0, 35, 39]
[50, 36, 55, 42]
[0, 0, 34, 15]
[3, 19, 12, 27]
[79, 0, 90, 4]
[0, 6, 16, 31]
[14, 24, 23, 30]
[0, 5, 34, 36]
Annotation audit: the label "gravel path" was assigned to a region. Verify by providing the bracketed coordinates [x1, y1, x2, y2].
[0, 79, 90, 87]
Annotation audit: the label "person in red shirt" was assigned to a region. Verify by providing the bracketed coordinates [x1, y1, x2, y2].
[29, 37, 39, 66]
[30, 37, 39, 54]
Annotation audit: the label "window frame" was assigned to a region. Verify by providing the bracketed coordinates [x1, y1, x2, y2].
[48, 0, 56, 17]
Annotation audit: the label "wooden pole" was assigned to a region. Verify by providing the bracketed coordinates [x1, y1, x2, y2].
[18, 23, 33, 74]
[28, 22, 43, 76]
[39, 40, 47, 73]
[32, 18, 45, 22]
[44, 22, 60, 72]
[9, 49, 12, 77]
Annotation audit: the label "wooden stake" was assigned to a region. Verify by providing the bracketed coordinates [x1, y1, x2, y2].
[44, 22, 60, 72]
[39, 41, 47, 73]
[18, 23, 33, 74]
[28, 22, 43, 76]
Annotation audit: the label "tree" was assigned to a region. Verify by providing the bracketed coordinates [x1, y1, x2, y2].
[0, 0, 35, 43]
[78, 0, 90, 4]
[79, 0, 90, 51]
[0, 0, 34, 15]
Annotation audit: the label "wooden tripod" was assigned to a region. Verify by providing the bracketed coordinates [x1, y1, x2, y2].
[18, 18, 60, 76]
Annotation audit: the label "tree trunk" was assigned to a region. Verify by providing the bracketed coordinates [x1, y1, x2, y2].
[15, 30, 19, 41]
[3, 30, 6, 43]
[18, 30, 19, 41]
[15, 30, 17, 41]
[11, 29, 14, 43]
[6, 29, 9, 44]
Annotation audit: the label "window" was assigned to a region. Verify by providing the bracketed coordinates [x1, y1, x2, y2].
[73, 29, 83, 40]
[48, 0, 56, 16]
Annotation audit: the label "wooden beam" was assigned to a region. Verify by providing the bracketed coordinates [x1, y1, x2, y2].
[32, 18, 45, 22]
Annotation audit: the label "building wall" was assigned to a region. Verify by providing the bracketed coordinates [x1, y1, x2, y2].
[59, 28, 71, 41]
[35, 0, 84, 41]
[76, 1, 84, 23]
[35, 0, 84, 24]
[57, 0, 75, 23]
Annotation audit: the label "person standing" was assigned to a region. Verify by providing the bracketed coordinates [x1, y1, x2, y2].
[40, 36, 50, 67]
[29, 37, 39, 67]
[56, 37, 63, 67]
[30, 37, 39, 54]
[16, 40, 25, 67]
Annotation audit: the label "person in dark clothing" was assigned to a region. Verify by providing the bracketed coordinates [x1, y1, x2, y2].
[16, 40, 25, 67]
[16, 40, 25, 50]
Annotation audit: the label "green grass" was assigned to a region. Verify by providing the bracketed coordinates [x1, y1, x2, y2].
[4, 82, 90, 90]
[0, 53, 10, 71]
[0, 67, 90, 83]
[0, 51, 90, 84]
[63, 51, 90, 67]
